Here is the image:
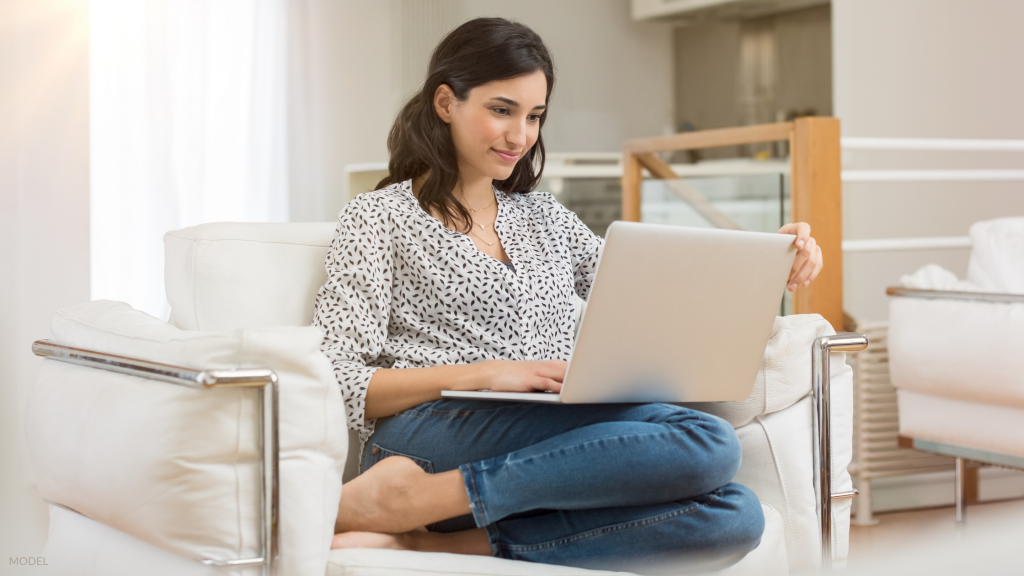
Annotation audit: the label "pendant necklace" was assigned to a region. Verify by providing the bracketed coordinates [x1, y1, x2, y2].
[466, 193, 498, 246]
[468, 227, 497, 247]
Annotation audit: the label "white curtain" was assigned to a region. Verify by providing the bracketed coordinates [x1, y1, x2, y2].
[90, 0, 289, 319]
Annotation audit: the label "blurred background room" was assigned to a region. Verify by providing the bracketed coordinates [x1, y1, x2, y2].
[3, 0, 1023, 572]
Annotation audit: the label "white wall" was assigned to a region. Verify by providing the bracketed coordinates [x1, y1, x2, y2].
[288, 0, 674, 222]
[462, 1, 675, 154]
[288, 0, 403, 222]
[0, 0, 91, 559]
[833, 0, 1024, 321]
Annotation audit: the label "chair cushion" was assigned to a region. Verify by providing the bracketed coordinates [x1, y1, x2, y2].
[325, 503, 788, 576]
[25, 300, 348, 576]
[44, 500, 786, 576]
[44, 505, 247, 576]
[897, 390, 1024, 460]
[164, 222, 336, 331]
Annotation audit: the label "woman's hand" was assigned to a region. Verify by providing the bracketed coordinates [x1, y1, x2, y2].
[478, 359, 567, 393]
[778, 222, 823, 292]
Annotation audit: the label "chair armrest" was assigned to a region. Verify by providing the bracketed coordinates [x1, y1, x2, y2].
[886, 286, 1024, 303]
[31, 340, 279, 574]
[27, 300, 346, 576]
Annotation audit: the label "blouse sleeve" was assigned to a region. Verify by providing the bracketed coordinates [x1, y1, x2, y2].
[312, 196, 393, 436]
[543, 194, 604, 301]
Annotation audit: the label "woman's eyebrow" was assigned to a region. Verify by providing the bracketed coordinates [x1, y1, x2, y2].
[490, 96, 547, 111]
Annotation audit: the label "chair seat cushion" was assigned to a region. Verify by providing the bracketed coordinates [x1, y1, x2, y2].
[44, 502, 787, 576]
[898, 390, 1024, 460]
[325, 504, 787, 576]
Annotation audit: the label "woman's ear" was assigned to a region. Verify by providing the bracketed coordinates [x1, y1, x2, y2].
[433, 84, 456, 124]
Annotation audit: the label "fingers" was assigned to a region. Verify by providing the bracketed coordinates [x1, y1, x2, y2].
[531, 378, 562, 393]
[539, 360, 569, 382]
[789, 243, 824, 290]
[788, 235, 816, 288]
[810, 245, 823, 283]
[778, 222, 811, 249]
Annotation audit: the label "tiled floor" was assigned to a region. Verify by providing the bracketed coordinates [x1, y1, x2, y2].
[847, 498, 1024, 573]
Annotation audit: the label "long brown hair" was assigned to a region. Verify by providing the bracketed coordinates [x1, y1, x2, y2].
[376, 18, 555, 232]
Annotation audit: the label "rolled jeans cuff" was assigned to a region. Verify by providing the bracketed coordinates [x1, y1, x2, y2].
[460, 462, 493, 528]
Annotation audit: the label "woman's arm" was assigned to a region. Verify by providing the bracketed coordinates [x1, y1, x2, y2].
[542, 194, 603, 300]
[314, 196, 395, 433]
[364, 359, 568, 419]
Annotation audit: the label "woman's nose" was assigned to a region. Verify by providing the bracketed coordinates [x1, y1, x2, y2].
[505, 120, 527, 149]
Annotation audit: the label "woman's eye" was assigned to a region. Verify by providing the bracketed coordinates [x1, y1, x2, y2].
[528, 114, 542, 122]
[493, 107, 509, 116]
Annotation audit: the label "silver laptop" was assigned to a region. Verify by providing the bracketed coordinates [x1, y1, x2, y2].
[442, 221, 797, 404]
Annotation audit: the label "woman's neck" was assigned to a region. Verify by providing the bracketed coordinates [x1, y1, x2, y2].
[451, 171, 494, 210]
[411, 171, 495, 210]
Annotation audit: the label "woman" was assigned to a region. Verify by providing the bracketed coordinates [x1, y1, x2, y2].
[313, 17, 823, 571]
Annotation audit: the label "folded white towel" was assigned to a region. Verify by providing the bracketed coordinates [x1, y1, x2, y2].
[899, 263, 986, 292]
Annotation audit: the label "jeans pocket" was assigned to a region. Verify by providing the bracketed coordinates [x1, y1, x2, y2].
[367, 443, 435, 474]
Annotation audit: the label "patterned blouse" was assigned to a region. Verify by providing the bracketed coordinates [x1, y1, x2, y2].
[312, 180, 603, 447]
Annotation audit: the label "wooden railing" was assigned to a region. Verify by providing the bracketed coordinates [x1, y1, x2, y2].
[621, 117, 843, 330]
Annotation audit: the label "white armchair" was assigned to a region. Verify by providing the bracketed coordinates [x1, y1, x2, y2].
[26, 222, 862, 575]
[888, 217, 1024, 524]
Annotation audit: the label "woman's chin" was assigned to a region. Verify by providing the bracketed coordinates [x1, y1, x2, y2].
[488, 168, 516, 182]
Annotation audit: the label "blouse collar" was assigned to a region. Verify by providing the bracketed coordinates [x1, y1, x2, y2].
[399, 179, 505, 235]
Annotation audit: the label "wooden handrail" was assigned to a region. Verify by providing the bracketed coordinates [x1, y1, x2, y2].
[624, 123, 793, 154]
[621, 117, 844, 330]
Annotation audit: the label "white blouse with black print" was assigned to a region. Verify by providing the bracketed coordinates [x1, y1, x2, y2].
[312, 180, 603, 449]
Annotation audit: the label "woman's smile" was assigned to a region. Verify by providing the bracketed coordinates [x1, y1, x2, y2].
[492, 149, 520, 162]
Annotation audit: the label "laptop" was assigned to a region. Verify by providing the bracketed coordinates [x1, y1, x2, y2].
[441, 221, 797, 404]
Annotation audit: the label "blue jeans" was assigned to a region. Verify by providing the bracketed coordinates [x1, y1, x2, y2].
[362, 399, 764, 571]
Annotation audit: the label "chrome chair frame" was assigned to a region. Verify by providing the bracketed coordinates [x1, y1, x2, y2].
[887, 286, 1024, 527]
[31, 340, 279, 575]
[813, 333, 868, 569]
[32, 332, 867, 573]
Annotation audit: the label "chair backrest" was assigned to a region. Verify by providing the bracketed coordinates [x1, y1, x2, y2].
[165, 222, 336, 331]
[165, 222, 369, 482]
[967, 216, 1024, 294]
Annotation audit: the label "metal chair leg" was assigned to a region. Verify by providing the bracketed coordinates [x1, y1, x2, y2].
[955, 457, 968, 526]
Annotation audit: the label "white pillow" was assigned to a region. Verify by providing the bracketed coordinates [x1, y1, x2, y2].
[25, 300, 348, 576]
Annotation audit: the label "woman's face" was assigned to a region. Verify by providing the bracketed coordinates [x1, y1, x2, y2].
[435, 70, 548, 184]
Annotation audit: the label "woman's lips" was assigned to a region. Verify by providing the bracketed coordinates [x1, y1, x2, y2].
[493, 149, 520, 162]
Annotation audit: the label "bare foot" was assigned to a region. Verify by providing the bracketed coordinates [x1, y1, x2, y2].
[331, 531, 409, 550]
[331, 528, 491, 556]
[335, 455, 469, 534]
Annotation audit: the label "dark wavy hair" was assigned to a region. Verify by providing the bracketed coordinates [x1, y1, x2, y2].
[376, 18, 555, 232]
